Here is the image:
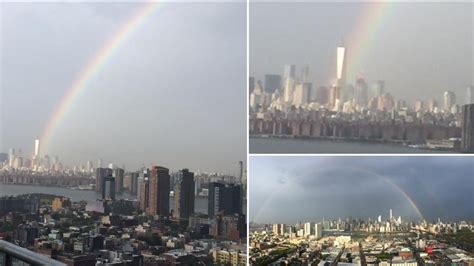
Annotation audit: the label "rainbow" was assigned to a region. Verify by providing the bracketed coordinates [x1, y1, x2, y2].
[40, 1, 160, 153]
[345, 1, 396, 81]
[252, 166, 425, 223]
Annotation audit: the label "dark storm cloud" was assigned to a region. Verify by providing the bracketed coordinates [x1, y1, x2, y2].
[0, 2, 246, 173]
[250, 156, 474, 224]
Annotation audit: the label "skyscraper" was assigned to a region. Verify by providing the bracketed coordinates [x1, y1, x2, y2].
[96, 168, 113, 193]
[315, 86, 329, 105]
[300, 66, 310, 83]
[146, 166, 170, 216]
[444, 91, 456, 112]
[329, 85, 341, 109]
[239, 161, 243, 184]
[8, 148, 15, 167]
[372, 80, 385, 98]
[283, 77, 295, 103]
[461, 104, 474, 152]
[427, 98, 438, 112]
[174, 169, 195, 220]
[272, 224, 280, 235]
[354, 77, 368, 106]
[292, 83, 312, 106]
[283, 64, 296, 81]
[138, 170, 150, 212]
[34, 139, 40, 157]
[86, 161, 93, 173]
[130, 172, 139, 195]
[208, 183, 242, 218]
[467, 85, 474, 104]
[304, 222, 313, 236]
[101, 175, 116, 201]
[336, 45, 346, 88]
[314, 223, 322, 238]
[113, 168, 124, 194]
[264, 74, 282, 93]
[0, 153, 7, 164]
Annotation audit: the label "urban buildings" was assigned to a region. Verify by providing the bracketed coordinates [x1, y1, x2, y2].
[101, 175, 116, 201]
[145, 166, 170, 216]
[113, 167, 124, 194]
[467, 86, 474, 104]
[129, 172, 139, 195]
[174, 169, 195, 220]
[250, 217, 474, 265]
[283, 64, 296, 81]
[0, 159, 246, 265]
[51, 197, 71, 212]
[444, 91, 456, 112]
[208, 182, 243, 218]
[461, 104, 474, 152]
[95, 167, 113, 193]
[248, 43, 473, 152]
[336, 44, 346, 89]
[249, 156, 474, 265]
[264, 74, 282, 93]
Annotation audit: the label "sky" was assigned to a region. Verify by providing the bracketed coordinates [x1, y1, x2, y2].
[0, 2, 246, 174]
[250, 1, 473, 104]
[250, 156, 474, 224]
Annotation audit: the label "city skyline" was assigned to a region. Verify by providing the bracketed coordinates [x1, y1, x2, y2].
[0, 2, 246, 173]
[250, 2, 473, 103]
[2, 138, 245, 175]
[250, 156, 474, 224]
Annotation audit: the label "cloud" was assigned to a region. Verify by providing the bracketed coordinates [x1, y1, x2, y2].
[250, 156, 474, 223]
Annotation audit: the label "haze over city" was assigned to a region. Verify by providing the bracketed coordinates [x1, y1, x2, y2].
[250, 156, 474, 224]
[0, 2, 246, 173]
[250, 1, 473, 103]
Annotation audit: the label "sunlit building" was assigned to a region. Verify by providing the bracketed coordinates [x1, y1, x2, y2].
[146, 166, 170, 216]
[336, 45, 346, 88]
[444, 91, 456, 112]
[283, 64, 296, 81]
[293, 83, 312, 106]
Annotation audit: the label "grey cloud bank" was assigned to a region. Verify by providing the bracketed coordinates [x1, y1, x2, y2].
[1, 2, 246, 173]
[250, 156, 474, 224]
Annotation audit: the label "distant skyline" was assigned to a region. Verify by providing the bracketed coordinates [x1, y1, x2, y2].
[250, 2, 473, 104]
[250, 156, 474, 224]
[0, 2, 246, 173]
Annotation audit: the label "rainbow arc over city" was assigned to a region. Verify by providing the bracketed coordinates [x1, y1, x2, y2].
[253, 167, 425, 223]
[40, 1, 398, 152]
[40, 1, 161, 152]
[345, 1, 396, 81]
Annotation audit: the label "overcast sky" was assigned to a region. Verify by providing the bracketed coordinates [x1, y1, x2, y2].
[0, 2, 246, 173]
[250, 156, 474, 224]
[250, 1, 473, 104]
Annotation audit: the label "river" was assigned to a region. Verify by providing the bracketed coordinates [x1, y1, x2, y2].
[0, 184, 209, 214]
[250, 137, 454, 154]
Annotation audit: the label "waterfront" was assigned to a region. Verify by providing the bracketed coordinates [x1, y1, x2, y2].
[0, 184, 209, 214]
[250, 137, 454, 154]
